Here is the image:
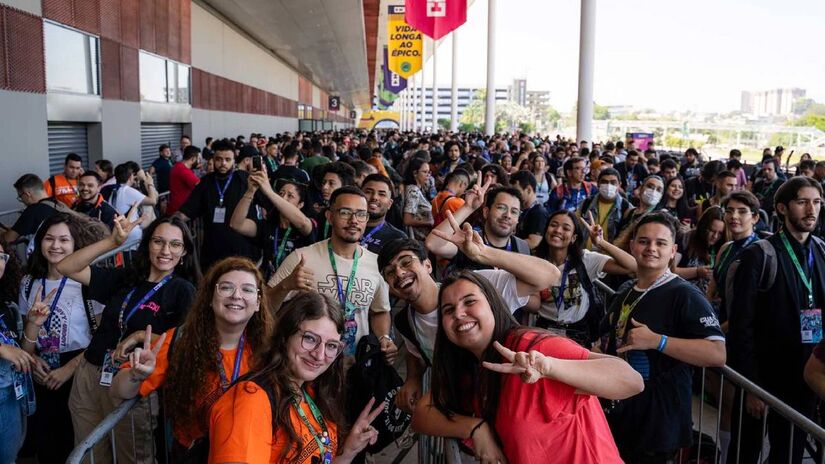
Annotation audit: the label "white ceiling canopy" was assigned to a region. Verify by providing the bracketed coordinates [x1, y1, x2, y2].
[198, 0, 371, 108]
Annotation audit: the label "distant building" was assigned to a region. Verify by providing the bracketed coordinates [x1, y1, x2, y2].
[399, 87, 509, 127]
[740, 88, 806, 116]
[509, 78, 528, 106]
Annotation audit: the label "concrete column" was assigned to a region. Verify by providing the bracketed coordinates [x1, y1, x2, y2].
[450, 30, 459, 132]
[419, 60, 426, 131]
[432, 37, 439, 132]
[484, 0, 497, 136]
[575, 0, 596, 147]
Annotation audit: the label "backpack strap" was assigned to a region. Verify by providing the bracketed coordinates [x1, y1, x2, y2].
[393, 307, 431, 368]
[22, 275, 34, 301]
[49, 176, 57, 200]
[724, 240, 778, 320]
[575, 258, 603, 345]
[436, 194, 455, 216]
[513, 236, 530, 255]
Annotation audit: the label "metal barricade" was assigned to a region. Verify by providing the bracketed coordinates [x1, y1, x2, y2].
[90, 238, 142, 269]
[65, 397, 148, 464]
[417, 372, 463, 464]
[0, 207, 22, 224]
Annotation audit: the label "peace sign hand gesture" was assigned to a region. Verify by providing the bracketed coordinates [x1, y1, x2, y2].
[127, 326, 166, 382]
[112, 203, 141, 245]
[27, 288, 57, 327]
[580, 211, 604, 247]
[464, 176, 494, 211]
[340, 397, 383, 459]
[431, 210, 486, 262]
[482, 341, 552, 384]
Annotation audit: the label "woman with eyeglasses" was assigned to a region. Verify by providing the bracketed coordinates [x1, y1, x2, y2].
[412, 270, 643, 463]
[56, 213, 200, 463]
[208, 291, 383, 463]
[110, 257, 273, 462]
[402, 158, 435, 241]
[0, 239, 33, 463]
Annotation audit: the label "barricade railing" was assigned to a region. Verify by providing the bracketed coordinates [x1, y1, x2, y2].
[417, 372, 463, 464]
[0, 207, 22, 224]
[65, 397, 145, 464]
[90, 238, 142, 268]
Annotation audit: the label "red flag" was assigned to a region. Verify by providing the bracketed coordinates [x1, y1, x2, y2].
[404, 0, 467, 40]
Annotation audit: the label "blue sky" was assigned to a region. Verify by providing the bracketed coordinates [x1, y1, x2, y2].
[422, 0, 825, 113]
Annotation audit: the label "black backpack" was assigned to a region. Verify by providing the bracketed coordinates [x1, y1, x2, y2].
[345, 334, 411, 454]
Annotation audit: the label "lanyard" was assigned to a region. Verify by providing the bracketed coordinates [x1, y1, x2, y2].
[40, 277, 68, 332]
[563, 185, 584, 211]
[708, 246, 717, 269]
[323, 221, 331, 240]
[596, 200, 617, 228]
[292, 389, 332, 460]
[214, 171, 235, 206]
[118, 274, 174, 337]
[780, 231, 815, 308]
[273, 226, 293, 268]
[482, 231, 512, 252]
[554, 259, 571, 312]
[0, 317, 18, 347]
[716, 233, 757, 272]
[327, 241, 360, 316]
[217, 333, 245, 391]
[361, 222, 385, 244]
[616, 272, 673, 340]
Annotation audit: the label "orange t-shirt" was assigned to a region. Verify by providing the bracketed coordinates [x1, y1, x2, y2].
[431, 190, 465, 222]
[44, 174, 79, 207]
[123, 327, 254, 447]
[209, 382, 339, 464]
[366, 158, 389, 178]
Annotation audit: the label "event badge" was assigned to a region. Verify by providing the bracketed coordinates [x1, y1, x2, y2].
[213, 207, 226, 224]
[99, 350, 120, 386]
[343, 312, 358, 356]
[13, 372, 25, 400]
[800, 308, 823, 344]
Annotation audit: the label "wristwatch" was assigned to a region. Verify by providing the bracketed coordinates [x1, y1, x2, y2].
[378, 334, 393, 343]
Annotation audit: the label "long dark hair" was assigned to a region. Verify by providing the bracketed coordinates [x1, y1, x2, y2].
[164, 257, 274, 435]
[27, 213, 107, 279]
[657, 176, 692, 221]
[0, 238, 23, 303]
[534, 210, 585, 271]
[404, 158, 428, 187]
[431, 271, 548, 424]
[686, 206, 725, 262]
[125, 217, 202, 286]
[245, 292, 345, 460]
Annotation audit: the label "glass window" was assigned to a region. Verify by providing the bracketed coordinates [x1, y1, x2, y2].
[140, 52, 168, 102]
[166, 60, 176, 102]
[176, 64, 190, 104]
[44, 22, 100, 95]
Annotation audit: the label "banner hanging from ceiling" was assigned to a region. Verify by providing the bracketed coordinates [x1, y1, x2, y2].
[387, 5, 423, 79]
[382, 47, 408, 95]
[404, 0, 467, 40]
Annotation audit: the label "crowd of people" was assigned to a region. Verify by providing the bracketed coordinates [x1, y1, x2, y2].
[0, 128, 824, 463]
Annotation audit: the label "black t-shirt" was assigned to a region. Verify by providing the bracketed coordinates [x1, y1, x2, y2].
[517, 202, 549, 241]
[179, 170, 261, 269]
[272, 165, 310, 185]
[73, 198, 117, 229]
[257, 213, 317, 276]
[684, 176, 713, 207]
[11, 201, 57, 236]
[84, 267, 196, 366]
[600, 276, 724, 454]
[360, 221, 408, 255]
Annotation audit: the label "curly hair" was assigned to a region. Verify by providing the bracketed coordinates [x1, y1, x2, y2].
[244, 292, 346, 460]
[163, 257, 274, 435]
[27, 213, 107, 279]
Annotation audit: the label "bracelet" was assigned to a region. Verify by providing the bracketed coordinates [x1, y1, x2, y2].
[469, 419, 486, 440]
[22, 332, 37, 344]
[657, 335, 668, 352]
[378, 334, 393, 343]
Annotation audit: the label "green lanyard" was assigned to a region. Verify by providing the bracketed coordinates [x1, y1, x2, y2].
[327, 241, 360, 317]
[323, 221, 331, 240]
[780, 231, 815, 308]
[292, 389, 331, 458]
[273, 226, 293, 268]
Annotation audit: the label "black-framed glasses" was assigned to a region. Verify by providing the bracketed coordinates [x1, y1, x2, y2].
[335, 208, 369, 222]
[299, 330, 344, 358]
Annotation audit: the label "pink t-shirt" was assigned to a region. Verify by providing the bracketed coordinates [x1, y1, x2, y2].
[494, 332, 623, 464]
[168, 163, 199, 215]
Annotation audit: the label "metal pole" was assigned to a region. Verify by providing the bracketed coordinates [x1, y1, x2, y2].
[450, 30, 459, 133]
[432, 37, 439, 133]
[484, 0, 497, 136]
[575, 0, 596, 147]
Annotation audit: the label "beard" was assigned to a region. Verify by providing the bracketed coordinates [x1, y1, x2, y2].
[790, 213, 818, 233]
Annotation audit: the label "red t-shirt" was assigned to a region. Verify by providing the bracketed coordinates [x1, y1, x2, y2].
[168, 163, 199, 215]
[494, 332, 623, 463]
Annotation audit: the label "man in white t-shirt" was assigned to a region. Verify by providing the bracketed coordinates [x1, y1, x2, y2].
[378, 229, 561, 414]
[101, 164, 158, 251]
[268, 186, 396, 360]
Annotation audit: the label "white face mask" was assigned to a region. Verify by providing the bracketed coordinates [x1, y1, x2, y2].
[642, 188, 663, 206]
[599, 183, 618, 200]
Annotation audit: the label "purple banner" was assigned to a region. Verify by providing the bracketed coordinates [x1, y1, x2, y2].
[382, 47, 408, 94]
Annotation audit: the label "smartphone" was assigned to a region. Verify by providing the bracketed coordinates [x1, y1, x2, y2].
[252, 155, 263, 171]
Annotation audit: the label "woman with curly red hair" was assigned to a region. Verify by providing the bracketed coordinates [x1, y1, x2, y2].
[110, 256, 274, 461]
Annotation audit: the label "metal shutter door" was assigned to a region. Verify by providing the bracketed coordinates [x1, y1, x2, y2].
[48, 123, 90, 175]
[140, 124, 183, 169]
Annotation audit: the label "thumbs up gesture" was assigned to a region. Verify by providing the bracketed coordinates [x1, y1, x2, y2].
[284, 254, 315, 292]
[617, 318, 661, 354]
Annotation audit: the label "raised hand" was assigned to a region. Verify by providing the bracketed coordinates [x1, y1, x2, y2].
[482, 341, 549, 384]
[616, 318, 660, 354]
[283, 254, 315, 292]
[431, 210, 486, 262]
[464, 176, 494, 211]
[27, 287, 57, 327]
[113, 330, 144, 363]
[580, 211, 604, 248]
[112, 202, 141, 245]
[341, 398, 383, 458]
[249, 169, 273, 195]
[128, 326, 166, 382]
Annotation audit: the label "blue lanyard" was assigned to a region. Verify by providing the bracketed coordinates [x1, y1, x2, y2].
[0, 317, 18, 347]
[217, 333, 245, 391]
[361, 221, 385, 244]
[118, 274, 174, 336]
[555, 259, 570, 311]
[214, 171, 235, 206]
[482, 231, 512, 252]
[40, 277, 68, 331]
